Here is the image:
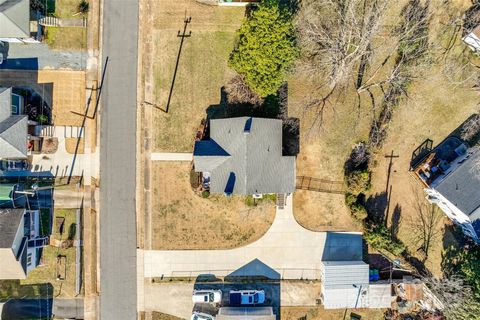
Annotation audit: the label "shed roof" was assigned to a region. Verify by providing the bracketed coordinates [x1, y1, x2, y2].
[216, 307, 275, 320]
[321, 261, 370, 289]
[0, 0, 30, 38]
[193, 117, 295, 194]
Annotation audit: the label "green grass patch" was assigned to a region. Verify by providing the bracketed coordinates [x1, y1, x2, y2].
[45, 27, 87, 50]
[0, 280, 53, 299]
[40, 208, 51, 237]
[53, 209, 77, 240]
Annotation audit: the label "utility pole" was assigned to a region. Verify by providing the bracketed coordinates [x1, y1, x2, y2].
[165, 15, 191, 113]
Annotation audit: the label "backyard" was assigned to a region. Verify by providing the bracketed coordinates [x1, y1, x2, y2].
[44, 0, 88, 50]
[150, 162, 275, 249]
[281, 306, 386, 320]
[21, 209, 80, 298]
[151, 0, 245, 152]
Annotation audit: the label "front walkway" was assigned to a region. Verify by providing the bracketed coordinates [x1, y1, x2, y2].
[31, 126, 93, 181]
[143, 195, 362, 279]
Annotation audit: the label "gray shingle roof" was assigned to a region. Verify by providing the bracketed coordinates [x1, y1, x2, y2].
[0, 0, 30, 38]
[0, 208, 24, 248]
[435, 151, 480, 220]
[0, 114, 28, 159]
[193, 117, 296, 195]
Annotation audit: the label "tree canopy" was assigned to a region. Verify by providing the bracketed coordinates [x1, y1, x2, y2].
[228, 0, 297, 97]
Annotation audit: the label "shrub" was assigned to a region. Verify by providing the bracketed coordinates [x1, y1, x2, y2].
[364, 223, 405, 256]
[228, 0, 297, 97]
[201, 190, 210, 198]
[245, 196, 255, 206]
[36, 114, 49, 125]
[345, 192, 368, 220]
[345, 169, 371, 195]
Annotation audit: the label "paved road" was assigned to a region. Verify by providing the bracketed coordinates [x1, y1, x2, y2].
[143, 195, 363, 279]
[99, 0, 139, 318]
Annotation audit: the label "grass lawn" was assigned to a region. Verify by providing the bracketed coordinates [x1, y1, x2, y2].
[151, 162, 275, 249]
[20, 209, 80, 298]
[151, 0, 245, 152]
[281, 306, 386, 320]
[45, 27, 87, 50]
[151, 312, 183, 320]
[40, 208, 52, 237]
[47, 0, 84, 18]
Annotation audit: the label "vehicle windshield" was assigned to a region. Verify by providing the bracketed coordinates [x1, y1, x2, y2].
[209, 293, 214, 301]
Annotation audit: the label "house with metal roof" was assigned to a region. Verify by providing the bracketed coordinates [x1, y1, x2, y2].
[320, 233, 395, 309]
[0, 208, 48, 279]
[193, 117, 296, 195]
[0, 0, 30, 39]
[0, 87, 29, 160]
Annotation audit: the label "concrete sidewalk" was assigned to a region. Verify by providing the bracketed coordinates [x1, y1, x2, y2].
[143, 195, 362, 280]
[150, 152, 193, 161]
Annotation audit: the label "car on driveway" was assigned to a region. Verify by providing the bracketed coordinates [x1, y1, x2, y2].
[229, 290, 265, 305]
[192, 290, 222, 304]
[191, 312, 215, 320]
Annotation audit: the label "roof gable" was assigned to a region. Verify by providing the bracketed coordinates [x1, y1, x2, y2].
[0, 0, 30, 38]
[0, 115, 28, 159]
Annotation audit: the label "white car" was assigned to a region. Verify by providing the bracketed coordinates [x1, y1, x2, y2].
[191, 312, 215, 320]
[192, 290, 222, 304]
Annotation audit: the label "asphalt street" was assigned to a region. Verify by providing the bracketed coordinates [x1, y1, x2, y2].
[99, 0, 139, 318]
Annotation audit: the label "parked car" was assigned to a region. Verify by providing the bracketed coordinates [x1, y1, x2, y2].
[192, 290, 222, 304]
[229, 290, 265, 305]
[191, 312, 215, 320]
[0, 160, 30, 171]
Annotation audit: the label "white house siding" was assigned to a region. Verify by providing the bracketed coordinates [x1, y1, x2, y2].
[425, 188, 479, 241]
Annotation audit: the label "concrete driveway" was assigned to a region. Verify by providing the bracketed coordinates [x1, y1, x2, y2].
[143, 280, 321, 319]
[143, 195, 363, 279]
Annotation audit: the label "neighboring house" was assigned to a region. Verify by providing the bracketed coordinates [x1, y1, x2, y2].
[0, 87, 38, 160]
[463, 25, 480, 51]
[193, 117, 296, 196]
[0, 208, 48, 279]
[217, 0, 260, 6]
[412, 137, 480, 243]
[0, 0, 30, 39]
[320, 233, 395, 309]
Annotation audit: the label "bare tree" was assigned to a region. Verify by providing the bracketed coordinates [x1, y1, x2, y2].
[224, 75, 263, 106]
[423, 276, 480, 320]
[461, 113, 480, 141]
[294, 0, 389, 131]
[410, 191, 443, 259]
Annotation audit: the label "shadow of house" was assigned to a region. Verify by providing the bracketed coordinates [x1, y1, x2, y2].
[321, 232, 364, 262]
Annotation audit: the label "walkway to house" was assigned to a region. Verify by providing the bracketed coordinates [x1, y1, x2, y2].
[31, 126, 93, 181]
[142, 195, 362, 279]
[150, 152, 192, 161]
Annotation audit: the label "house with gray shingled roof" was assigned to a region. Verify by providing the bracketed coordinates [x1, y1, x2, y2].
[0, 87, 28, 159]
[193, 117, 296, 195]
[0, 0, 30, 38]
[0, 208, 48, 279]
[424, 149, 480, 243]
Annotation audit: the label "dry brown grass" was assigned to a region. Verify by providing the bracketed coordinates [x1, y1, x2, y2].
[150, 0, 245, 152]
[65, 137, 84, 154]
[281, 306, 386, 320]
[151, 161, 276, 249]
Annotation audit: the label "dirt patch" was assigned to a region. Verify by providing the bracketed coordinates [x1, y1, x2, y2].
[151, 0, 245, 152]
[45, 27, 87, 51]
[41, 137, 58, 153]
[151, 161, 275, 249]
[65, 137, 85, 154]
[281, 306, 385, 320]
